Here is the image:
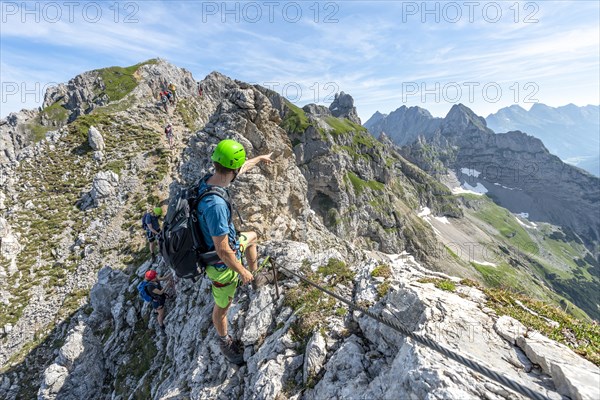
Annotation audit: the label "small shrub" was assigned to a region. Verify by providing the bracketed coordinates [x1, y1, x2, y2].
[418, 277, 456, 292]
[371, 264, 392, 279]
[376, 281, 391, 298]
[317, 258, 355, 285]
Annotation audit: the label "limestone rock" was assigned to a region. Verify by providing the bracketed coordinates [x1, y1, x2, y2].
[38, 364, 68, 399]
[87, 126, 105, 151]
[494, 315, 527, 345]
[92, 151, 103, 162]
[38, 320, 105, 400]
[303, 331, 327, 383]
[90, 171, 119, 200]
[517, 334, 600, 400]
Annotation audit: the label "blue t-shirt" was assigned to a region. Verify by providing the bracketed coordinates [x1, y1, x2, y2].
[144, 213, 160, 232]
[196, 178, 238, 253]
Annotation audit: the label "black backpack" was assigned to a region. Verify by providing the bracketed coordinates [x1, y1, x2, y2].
[141, 212, 150, 230]
[158, 180, 232, 280]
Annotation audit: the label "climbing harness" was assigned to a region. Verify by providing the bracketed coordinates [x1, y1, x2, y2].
[277, 265, 549, 400]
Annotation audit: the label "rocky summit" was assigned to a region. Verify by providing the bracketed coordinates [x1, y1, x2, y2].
[0, 59, 598, 400]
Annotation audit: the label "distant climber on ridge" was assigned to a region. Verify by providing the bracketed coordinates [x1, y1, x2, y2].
[197, 82, 203, 97]
[168, 81, 177, 100]
[142, 207, 162, 264]
[165, 123, 174, 149]
[196, 139, 273, 364]
[159, 91, 169, 112]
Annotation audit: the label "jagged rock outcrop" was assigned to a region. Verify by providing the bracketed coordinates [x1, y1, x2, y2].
[283, 96, 462, 258]
[26, 240, 599, 400]
[440, 105, 599, 247]
[91, 171, 119, 199]
[329, 91, 361, 125]
[78, 171, 120, 210]
[0, 109, 39, 163]
[38, 320, 105, 400]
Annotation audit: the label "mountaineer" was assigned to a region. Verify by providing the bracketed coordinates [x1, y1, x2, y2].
[142, 207, 163, 264]
[197, 139, 272, 364]
[159, 91, 169, 112]
[168, 81, 177, 100]
[165, 123, 174, 149]
[137, 269, 169, 330]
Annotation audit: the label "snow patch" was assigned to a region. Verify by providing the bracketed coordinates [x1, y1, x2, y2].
[464, 182, 488, 194]
[515, 216, 537, 229]
[417, 207, 431, 217]
[460, 168, 481, 178]
[473, 260, 497, 267]
[493, 182, 522, 191]
[434, 216, 450, 225]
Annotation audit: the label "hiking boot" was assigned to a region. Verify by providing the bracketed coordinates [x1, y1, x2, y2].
[252, 268, 278, 290]
[219, 335, 244, 365]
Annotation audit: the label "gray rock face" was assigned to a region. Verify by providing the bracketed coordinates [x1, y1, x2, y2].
[494, 315, 527, 345]
[0, 109, 38, 163]
[0, 217, 20, 272]
[302, 104, 331, 117]
[87, 126, 105, 151]
[90, 171, 119, 200]
[42, 73, 108, 123]
[303, 331, 327, 383]
[368, 102, 599, 253]
[329, 91, 361, 125]
[363, 110, 387, 131]
[88, 267, 129, 324]
[365, 106, 442, 146]
[516, 335, 600, 400]
[23, 240, 594, 400]
[38, 320, 105, 400]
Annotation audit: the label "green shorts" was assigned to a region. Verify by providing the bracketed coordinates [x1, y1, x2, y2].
[205, 234, 249, 309]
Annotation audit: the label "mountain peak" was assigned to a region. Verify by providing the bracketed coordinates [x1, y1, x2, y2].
[363, 110, 387, 130]
[329, 91, 361, 125]
[442, 103, 488, 132]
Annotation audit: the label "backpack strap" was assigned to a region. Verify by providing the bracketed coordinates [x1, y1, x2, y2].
[145, 282, 161, 299]
[198, 186, 233, 224]
[196, 183, 242, 252]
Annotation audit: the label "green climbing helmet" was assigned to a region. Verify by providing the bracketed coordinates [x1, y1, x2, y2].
[153, 207, 162, 216]
[211, 139, 246, 170]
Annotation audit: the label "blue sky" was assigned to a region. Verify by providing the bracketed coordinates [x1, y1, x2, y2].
[1, 1, 599, 121]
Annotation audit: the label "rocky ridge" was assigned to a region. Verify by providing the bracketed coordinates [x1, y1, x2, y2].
[0, 60, 598, 399]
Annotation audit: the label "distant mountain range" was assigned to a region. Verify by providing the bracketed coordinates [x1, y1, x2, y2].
[365, 103, 599, 177]
[364, 103, 599, 250]
[486, 104, 599, 176]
